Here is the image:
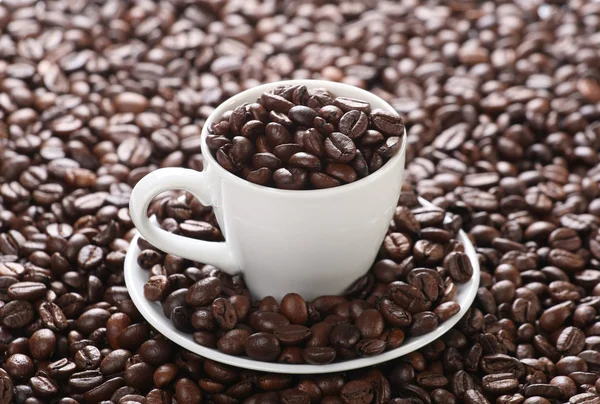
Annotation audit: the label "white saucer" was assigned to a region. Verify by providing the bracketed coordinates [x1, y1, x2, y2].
[124, 198, 480, 374]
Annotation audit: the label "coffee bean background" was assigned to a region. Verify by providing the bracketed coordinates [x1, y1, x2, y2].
[0, 0, 600, 403]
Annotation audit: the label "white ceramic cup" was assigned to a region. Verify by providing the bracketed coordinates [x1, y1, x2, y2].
[129, 80, 406, 300]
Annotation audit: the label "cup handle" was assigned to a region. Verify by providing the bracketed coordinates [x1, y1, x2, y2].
[129, 167, 239, 275]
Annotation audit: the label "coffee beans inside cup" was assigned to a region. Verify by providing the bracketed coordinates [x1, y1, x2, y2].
[140, 194, 472, 363]
[206, 86, 405, 189]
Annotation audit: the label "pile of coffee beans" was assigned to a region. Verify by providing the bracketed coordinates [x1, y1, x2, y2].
[206, 86, 404, 189]
[1, 0, 600, 403]
[140, 197, 472, 363]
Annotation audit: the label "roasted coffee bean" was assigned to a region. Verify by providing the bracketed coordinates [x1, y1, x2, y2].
[370, 110, 404, 136]
[444, 252, 474, 283]
[185, 277, 222, 307]
[0, 376, 13, 404]
[384, 233, 412, 261]
[379, 298, 412, 327]
[274, 325, 312, 345]
[464, 389, 489, 404]
[325, 163, 357, 183]
[330, 324, 361, 349]
[289, 152, 322, 171]
[325, 132, 357, 164]
[273, 167, 307, 190]
[289, 106, 317, 127]
[356, 339, 387, 357]
[339, 111, 368, 139]
[557, 327, 586, 355]
[217, 329, 250, 355]
[280, 293, 308, 325]
[355, 309, 384, 339]
[410, 312, 439, 336]
[8, 281, 47, 301]
[340, 380, 373, 404]
[170, 306, 193, 332]
[245, 333, 281, 362]
[251, 311, 290, 333]
[175, 378, 203, 404]
[389, 281, 431, 313]
[482, 373, 519, 394]
[1, 300, 34, 328]
[301, 347, 336, 365]
[434, 302, 460, 323]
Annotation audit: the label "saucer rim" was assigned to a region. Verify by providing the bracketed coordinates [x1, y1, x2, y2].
[124, 197, 481, 374]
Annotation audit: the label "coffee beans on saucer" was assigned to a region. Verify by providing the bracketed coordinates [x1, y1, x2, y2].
[140, 196, 472, 363]
[207, 86, 404, 189]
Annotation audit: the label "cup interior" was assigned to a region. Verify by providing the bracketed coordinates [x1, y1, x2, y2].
[199, 80, 406, 194]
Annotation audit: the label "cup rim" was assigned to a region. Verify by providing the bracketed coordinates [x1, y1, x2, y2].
[200, 79, 406, 197]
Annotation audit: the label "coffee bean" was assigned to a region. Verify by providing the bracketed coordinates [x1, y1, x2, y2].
[539, 301, 574, 332]
[289, 106, 318, 127]
[217, 329, 250, 355]
[99, 349, 132, 375]
[245, 167, 272, 185]
[334, 98, 371, 114]
[0, 376, 13, 404]
[245, 333, 281, 362]
[278, 293, 308, 325]
[355, 309, 384, 339]
[339, 111, 368, 139]
[444, 252, 474, 283]
[302, 128, 326, 157]
[552, 331, 584, 362]
[261, 93, 295, 113]
[302, 346, 336, 365]
[548, 249, 585, 272]
[434, 302, 460, 323]
[144, 276, 170, 302]
[29, 329, 56, 360]
[389, 281, 431, 313]
[175, 378, 203, 404]
[325, 163, 357, 183]
[185, 277, 222, 307]
[356, 339, 387, 357]
[464, 389, 490, 404]
[77, 245, 104, 270]
[384, 233, 412, 261]
[251, 311, 290, 333]
[324, 132, 357, 163]
[377, 136, 403, 159]
[330, 324, 360, 349]
[8, 281, 47, 301]
[118, 323, 151, 350]
[1, 300, 34, 328]
[289, 152, 322, 171]
[274, 325, 312, 345]
[5, 353, 34, 380]
[340, 380, 373, 404]
[410, 312, 439, 336]
[481, 373, 520, 394]
[69, 369, 104, 392]
[273, 167, 307, 190]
